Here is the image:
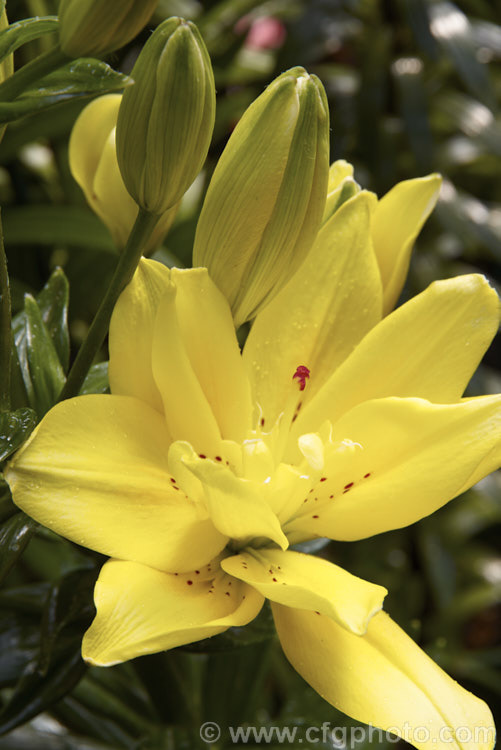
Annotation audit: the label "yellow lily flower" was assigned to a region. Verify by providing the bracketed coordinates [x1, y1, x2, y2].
[5, 191, 500, 750]
[69, 94, 178, 251]
[320, 162, 442, 315]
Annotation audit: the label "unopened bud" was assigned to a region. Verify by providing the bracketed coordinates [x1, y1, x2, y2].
[69, 95, 177, 250]
[116, 17, 215, 215]
[59, 0, 158, 57]
[193, 67, 330, 327]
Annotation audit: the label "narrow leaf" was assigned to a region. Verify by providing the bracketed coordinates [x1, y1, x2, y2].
[34, 268, 70, 372]
[13, 294, 65, 417]
[0, 407, 36, 461]
[0, 512, 37, 585]
[0, 17, 59, 66]
[80, 362, 109, 395]
[0, 59, 132, 125]
[0, 648, 86, 736]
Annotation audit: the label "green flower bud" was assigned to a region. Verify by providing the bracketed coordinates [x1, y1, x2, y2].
[193, 67, 330, 327]
[69, 95, 178, 252]
[116, 17, 216, 215]
[59, 0, 158, 58]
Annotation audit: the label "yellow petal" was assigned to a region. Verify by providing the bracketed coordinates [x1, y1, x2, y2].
[327, 159, 354, 191]
[179, 442, 289, 550]
[5, 395, 227, 572]
[222, 549, 386, 635]
[170, 268, 253, 443]
[152, 276, 223, 455]
[286, 396, 501, 541]
[83, 559, 264, 665]
[109, 258, 170, 413]
[273, 606, 495, 750]
[243, 192, 382, 429]
[293, 274, 500, 444]
[69, 94, 122, 200]
[91, 127, 139, 246]
[322, 160, 364, 224]
[371, 174, 442, 314]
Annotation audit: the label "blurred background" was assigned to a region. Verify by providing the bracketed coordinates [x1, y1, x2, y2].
[0, 0, 500, 747]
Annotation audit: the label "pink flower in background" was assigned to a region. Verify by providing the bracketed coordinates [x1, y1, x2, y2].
[236, 15, 287, 51]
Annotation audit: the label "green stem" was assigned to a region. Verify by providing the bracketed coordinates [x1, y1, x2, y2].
[0, 211, 11, 411]
[59, 208, 158, 401]
[0, 46, 70, 102]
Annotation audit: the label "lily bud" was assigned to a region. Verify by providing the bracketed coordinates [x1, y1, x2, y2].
[59, 0, 158, 57]
[116, 17, 215, 215]
[193, 67, 330, 327]
[69, 95, 177, 251]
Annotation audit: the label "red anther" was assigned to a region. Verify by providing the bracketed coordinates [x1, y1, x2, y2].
[293, 365, 310, 391]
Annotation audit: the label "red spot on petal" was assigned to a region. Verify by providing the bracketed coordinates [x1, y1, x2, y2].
[272, 578, 278, 582]
[187, 580, 193, 585]
[260, 417, 265, 427]
[344, 482, 354, 490]
[293, 365, 310, 391]
[225, 592, 230, 596]
[364, 473, 371, 479]
[312, 515, 319, 519]
[320, 477, 327, 482]
[195, 570, 200, 575]
[199, 454, 206, 459]
[215, 456, 223, 462]
[329, 494, 334, 499]
[170, 477, 176, 484]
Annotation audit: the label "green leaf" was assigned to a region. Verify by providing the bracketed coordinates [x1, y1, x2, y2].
[0, 16, 59, 66]
[39, 568, 98, 674]
[35, 268, 70, 372]
[2, 205, 116, 255]
[0, 569, 97, 735]
[80, 362, 109, 395]
[0, 647, 87, 736]
[13, 294, 66, 417]
[0, 478, 15, 523]
[0, 607, 41, 687]
[0, 512, 38, 585]
[0, 406, 36, 461]
[0, 59, 132, 125]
